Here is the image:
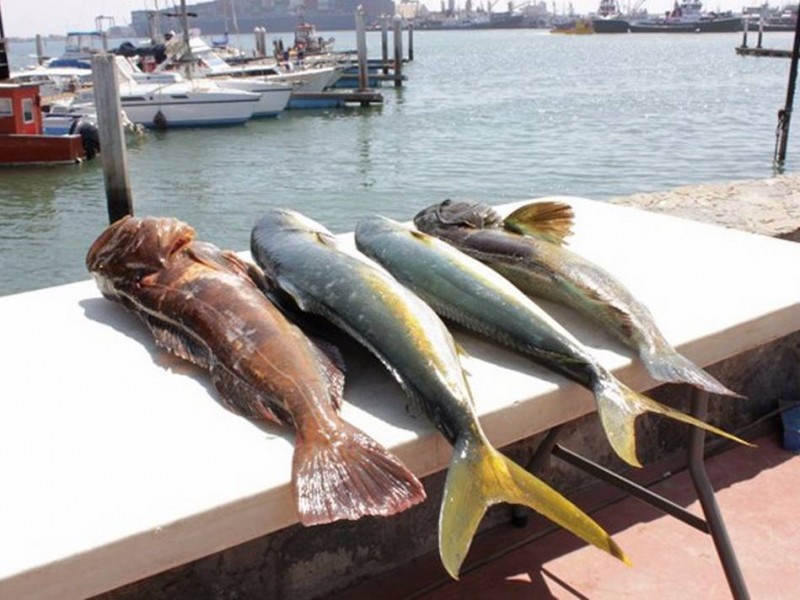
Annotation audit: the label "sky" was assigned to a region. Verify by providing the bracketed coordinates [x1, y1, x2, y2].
[1, 0, 763, 39]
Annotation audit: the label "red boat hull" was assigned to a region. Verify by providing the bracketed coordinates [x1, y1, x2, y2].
[0, 134, 86, 166]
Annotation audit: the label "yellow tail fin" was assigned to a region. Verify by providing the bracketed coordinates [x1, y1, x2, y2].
[594, 379, 755, 468]
[438, 435, 629, 579]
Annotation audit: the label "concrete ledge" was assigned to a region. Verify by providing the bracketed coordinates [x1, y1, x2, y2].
[4, 192, 800, 599]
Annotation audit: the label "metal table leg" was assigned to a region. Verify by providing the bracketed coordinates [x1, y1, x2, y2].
[688, 390, 750, 600]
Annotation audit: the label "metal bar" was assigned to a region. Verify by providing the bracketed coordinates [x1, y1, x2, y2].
[552, 444, 709, 532]
[774, 1, 800, 162]
[688, 391, 750, 600]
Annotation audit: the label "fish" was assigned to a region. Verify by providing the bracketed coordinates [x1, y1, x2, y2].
[354, 215, 750, 469]
[85, 215, 425, 526]
[250, 208, 629, 579]
[413, 199, 742, 398]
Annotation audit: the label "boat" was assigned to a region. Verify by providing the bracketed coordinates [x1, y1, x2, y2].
[0, 82, 92, 165]
[628, 1, 744, 33]
[743, 4, 798, 32]
[170, 37, 342, 94]
[46, 30, 107, 69]
[115, 56, 292, 119]
[551, 17, 595, 34]
[591, 0, 633, 33]
[115, 75, 261, 129]
[293, 21, 335, 55]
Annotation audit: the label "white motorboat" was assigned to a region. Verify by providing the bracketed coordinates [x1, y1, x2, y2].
[162, 37, 342, 94]
[116, 77, 260, 128]
[115, 57, 291, 119]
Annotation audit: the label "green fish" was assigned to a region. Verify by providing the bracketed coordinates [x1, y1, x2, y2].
[354, 215, 750, 470]
[413, 200, 742, 398]
[251, 209, 629, 579]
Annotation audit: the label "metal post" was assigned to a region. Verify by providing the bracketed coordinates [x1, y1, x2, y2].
[101, 31, 109, 52]
[393, 15, 403, 88]
[92, 55, 133, 223]
[688, 391, 750, 600]
[355, 7, 368, 92]
[775, 2, 800, 164]
[408, 23, 414, 62]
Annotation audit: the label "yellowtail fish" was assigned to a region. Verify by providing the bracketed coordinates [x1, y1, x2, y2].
[414, 200, 742, 398]
[354, 215, 750, 469]
[251, 209, 629, 579]
[86, 215, 425, 526]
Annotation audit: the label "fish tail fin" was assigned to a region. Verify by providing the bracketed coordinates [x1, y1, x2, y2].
[594, 378, 754, 468]
[293, 420, 426, 526]
[641, 343, 745, 398]
[439, 436, 629, 579]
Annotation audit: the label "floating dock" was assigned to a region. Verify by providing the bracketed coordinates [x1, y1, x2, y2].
[287, 89, 383, 109]
[735, 46, 793, 58]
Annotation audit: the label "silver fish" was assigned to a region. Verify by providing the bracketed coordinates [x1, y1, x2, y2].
[251, 208, 629, 579]
[354, 215, 750, 469]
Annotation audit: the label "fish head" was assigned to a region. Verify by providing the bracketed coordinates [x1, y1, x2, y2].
[85, 215, 196, 297]
[253, 208, 335, 240]
[413, 200, 504, 232]
[354, 214, 401, 241]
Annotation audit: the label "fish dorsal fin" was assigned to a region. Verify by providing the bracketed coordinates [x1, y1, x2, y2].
[504, 201, 575, 245]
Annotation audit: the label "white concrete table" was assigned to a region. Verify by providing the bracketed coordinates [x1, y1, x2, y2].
[2, 197, 799, 599]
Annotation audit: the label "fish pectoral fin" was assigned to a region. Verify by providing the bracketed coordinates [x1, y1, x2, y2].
[141, 311, 212, 369]
[277, 276, 314, 313]
[293, 419, 425, 526]
[439, 436, 628, 580]
[504, 201, 575, 245]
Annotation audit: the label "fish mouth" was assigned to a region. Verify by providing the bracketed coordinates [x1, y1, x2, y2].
[414, 200, 504, 231]
[86, 216, 196, 280]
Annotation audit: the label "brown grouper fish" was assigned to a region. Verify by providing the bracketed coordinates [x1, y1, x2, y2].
[413, 200, 741, 399]
[85, 215, 425, 526]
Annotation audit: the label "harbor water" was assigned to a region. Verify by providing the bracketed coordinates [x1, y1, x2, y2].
[1, 29, 798, 296]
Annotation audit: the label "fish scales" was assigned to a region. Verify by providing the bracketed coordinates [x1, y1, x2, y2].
[86, 215, 424, 526]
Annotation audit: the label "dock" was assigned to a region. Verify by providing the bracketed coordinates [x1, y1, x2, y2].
[287, 89, 384, 109]
[735, 46, 792, 58]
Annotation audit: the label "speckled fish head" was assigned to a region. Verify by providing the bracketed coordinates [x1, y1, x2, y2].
[85, 216, 195, 296]
[413, 200, 504, 231]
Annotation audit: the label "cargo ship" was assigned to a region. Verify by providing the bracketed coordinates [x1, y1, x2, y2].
[130, 0, 395, 37]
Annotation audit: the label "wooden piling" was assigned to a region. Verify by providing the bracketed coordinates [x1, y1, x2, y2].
[742, 18, 749, 49]
[757, 18, 764, 49]
[35, 34, 45, 66]
[408, 23, 414, 62]
[381, 18, 389, 75]
[393, 15, 403, 88]
[92, 55, 133, 223]
[254, 27, 267, 58]
[355, 7, 368, 94]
